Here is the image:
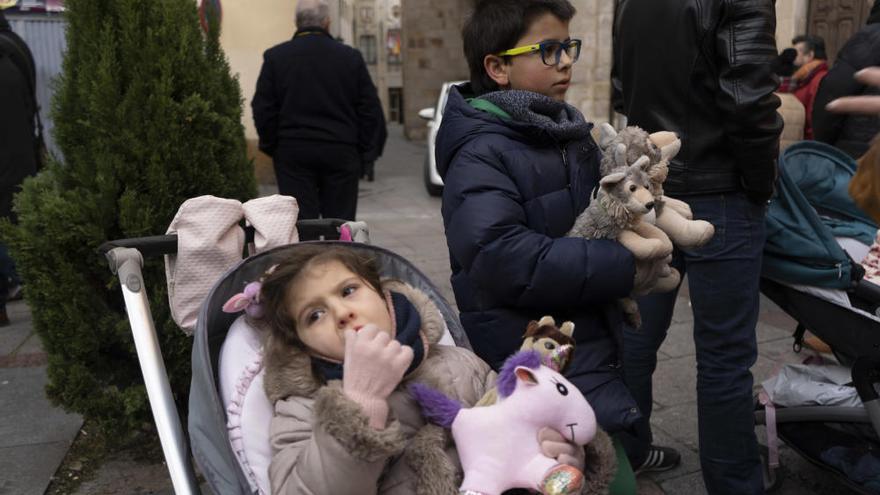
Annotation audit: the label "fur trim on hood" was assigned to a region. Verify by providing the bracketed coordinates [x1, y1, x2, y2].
[264, 280, 448, 402]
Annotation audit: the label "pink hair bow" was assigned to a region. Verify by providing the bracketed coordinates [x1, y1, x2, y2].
[222, 281, 264, 319]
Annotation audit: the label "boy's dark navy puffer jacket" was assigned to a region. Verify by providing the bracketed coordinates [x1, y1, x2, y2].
[437, 85, 641, 433]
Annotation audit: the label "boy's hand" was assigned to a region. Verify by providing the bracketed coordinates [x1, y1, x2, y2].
[342, 325, 414, 429]
[538, 427, 586, 471]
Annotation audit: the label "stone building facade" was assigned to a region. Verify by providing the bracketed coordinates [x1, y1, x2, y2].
[353, 0, 404, 124]
[402, 0, 875, 140]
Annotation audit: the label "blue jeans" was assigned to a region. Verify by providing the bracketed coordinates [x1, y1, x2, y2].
[620, 192, 765, 494]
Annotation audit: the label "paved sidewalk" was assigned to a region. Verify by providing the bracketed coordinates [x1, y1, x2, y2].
[5, 123, 865, 494]
[0, 300, 82, 495]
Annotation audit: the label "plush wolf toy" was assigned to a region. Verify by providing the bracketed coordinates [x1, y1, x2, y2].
[597, 124, 714, 248]
[567, 157, 680, 327]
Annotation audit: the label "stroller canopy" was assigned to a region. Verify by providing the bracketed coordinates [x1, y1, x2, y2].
[762, 141, 877, 290]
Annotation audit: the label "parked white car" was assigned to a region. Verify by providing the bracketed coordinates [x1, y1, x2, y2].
[418, 81, 466, 196]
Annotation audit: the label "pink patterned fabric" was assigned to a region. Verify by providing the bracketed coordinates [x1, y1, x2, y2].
[165, 196, 244, 334]
[242, 195, 299, 253]
[863, 231, 880, 285]
[226, 351, 268, 494]
[165, 194, 300, 334]
[219, 316, 273, 495]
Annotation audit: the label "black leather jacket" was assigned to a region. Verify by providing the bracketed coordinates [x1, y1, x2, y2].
[612, 0, 783, 201]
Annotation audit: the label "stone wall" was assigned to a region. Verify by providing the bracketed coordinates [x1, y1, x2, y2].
[775, 0, 810, 49]
[567, 0, 615, 125]
[401, 0, 472, 140]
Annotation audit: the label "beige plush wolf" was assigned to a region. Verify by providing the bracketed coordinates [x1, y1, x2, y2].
[597, 124, 715, 248]
[567, 156, 680, 327]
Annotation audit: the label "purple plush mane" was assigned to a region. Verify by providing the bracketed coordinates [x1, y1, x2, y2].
[496, 350, 542, 398]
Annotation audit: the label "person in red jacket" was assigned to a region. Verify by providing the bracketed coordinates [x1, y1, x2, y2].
[781, 35, 829, 139]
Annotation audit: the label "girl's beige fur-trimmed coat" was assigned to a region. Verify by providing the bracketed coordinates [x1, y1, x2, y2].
[263, 281, 617, 495]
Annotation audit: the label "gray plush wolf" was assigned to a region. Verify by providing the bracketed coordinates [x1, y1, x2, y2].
[597, 124, 714, 248]
[567, 156, 679, 327]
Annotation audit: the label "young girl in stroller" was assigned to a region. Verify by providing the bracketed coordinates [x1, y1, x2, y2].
[249, 244, 610, 494]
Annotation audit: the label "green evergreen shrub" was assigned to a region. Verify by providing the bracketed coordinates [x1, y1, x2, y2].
[4, 0, 256, 436]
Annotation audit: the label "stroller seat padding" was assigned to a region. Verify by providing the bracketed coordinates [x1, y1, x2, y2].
[219, 316, 272, 495]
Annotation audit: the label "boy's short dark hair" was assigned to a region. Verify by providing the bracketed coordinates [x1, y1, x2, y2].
[792, 34, 827, 60]
[462, 0, 576, 95]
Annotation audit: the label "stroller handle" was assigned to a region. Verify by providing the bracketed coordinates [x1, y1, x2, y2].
[98, 218, 347, 259]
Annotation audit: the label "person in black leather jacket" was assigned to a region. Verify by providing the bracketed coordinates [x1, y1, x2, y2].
[612, 1, 782, 493]
[251, 0, 386, 221]
[813, 2, 880, 159]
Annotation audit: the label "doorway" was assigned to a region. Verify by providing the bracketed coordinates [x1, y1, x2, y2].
[808, 0, 874, 61]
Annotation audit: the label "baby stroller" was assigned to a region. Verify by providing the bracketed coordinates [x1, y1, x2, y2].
[755, 142, 880, 493]
[99, 198, 470, 494]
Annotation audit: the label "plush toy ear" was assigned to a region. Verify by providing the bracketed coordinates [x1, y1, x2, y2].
[524, 320, 540, 338]
[648, 130, 677, 148]
[599, 123, 618, 149]
[600, 171, 626, 188]
[514, 366, 539, 386]
[613, 143, 628, 168]
[660, 139, 681, 162]
[631, 155, 651, 172]
[222, 294, 251, 313]
[560, 321, 575, 337]
[537, 315, 556, 327]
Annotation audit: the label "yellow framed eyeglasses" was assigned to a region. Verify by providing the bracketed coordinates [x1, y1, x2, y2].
[497, 39, 582, 66]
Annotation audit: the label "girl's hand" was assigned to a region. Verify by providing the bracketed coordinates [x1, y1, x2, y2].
[539, 427, 586, 472]
[342, 324, 414, 429]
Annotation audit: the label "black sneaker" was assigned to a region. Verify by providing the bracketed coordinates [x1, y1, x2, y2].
[636, 445, 681, 474]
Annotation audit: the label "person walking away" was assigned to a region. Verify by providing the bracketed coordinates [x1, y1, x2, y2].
[252, 0, 386, 221]
[0, 8, 41, 325]
[612, 1, 783, 492]
[813, 3, 880, 159]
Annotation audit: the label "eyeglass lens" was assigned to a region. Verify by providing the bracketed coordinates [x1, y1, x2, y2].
[540, 40, 581, 65]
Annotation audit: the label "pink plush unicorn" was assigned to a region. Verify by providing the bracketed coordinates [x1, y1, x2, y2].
[410, 350, 597, 495]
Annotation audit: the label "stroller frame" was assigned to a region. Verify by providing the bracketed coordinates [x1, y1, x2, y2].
[756, 277, 880, 493]
[99, 219, 348, 494]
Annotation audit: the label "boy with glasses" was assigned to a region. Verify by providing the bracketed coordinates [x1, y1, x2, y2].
[438, 1, 651, 490]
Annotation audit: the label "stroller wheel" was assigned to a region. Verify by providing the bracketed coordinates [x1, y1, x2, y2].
[760, 444, 784, 492]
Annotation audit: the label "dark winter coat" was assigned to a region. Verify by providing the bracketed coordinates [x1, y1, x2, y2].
[813, 21, 880, 159]
[251, 27, 386, 163]
[612, 0, 783, 203]
[0, 19, 38, 219]
[437, 86, 641, 434]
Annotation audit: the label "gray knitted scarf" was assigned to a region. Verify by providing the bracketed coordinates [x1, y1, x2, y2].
[479, 89, 591, 142]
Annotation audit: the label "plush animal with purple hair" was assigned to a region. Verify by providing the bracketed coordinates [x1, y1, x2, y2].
[410, 350, 597, 495]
